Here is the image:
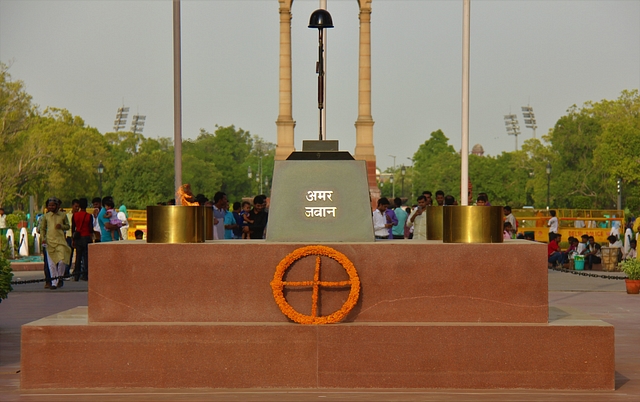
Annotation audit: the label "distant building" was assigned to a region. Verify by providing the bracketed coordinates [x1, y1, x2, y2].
[471, 144, 485, 156]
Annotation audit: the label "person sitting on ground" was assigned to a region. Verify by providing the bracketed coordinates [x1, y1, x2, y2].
[102, 199, 122, 240]
[624, 240, 637, 260]
[577, 234, 589, 255]
[607, 235, 624, 262]
[547, 232, 568, 267]
[584, 236, 602, 270]
[134, 230, 144, 240]
[566, 236, 579, 254]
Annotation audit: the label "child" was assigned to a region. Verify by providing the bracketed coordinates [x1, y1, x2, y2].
[240, 201, 252, 239]
[103, 200, 122, 240]
[503, 222, 512, 240]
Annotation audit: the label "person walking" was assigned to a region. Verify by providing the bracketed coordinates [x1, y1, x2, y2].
[38, 198, 71, 290]
[72, 198, 93, 281]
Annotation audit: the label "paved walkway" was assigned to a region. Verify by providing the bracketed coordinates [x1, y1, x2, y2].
[0, 269, 638, 401]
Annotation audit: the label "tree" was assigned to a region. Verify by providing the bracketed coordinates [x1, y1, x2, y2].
[184, 125, 265, 201]
[545, 106, 604, 207]
[27, 108, 110, 205]
[412, 130, 460, 199]
[0, 63, 39, 207]
[592, 90, 640, 204]
[113, 150, 174, 209]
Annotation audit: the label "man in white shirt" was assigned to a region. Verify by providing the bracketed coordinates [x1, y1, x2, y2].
[372, 198, 392, 240]
[406, 195, 428, 240]
[212, 192, 228, 240]
[547, 210, 559, 242]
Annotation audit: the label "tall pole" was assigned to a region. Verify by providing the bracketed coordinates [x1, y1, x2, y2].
[460, 0, 470, 206]
[545, 162, 552, 210]
[617, 178, 622, 210]
[173, 0, 183, 203]
[259, 156, 263, 194]
[317, 28, 325, 140]
[320, 0, 327, 140]
[391, 176, 395, 199]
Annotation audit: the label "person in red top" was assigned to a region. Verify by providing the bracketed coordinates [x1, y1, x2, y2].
[548, 233, 567, 267]
[71, 198, 94, 281]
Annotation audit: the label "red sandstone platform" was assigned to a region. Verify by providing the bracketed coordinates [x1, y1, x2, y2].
[22, 306, 613, 390]
[88, 240, 548, 324]
[20, 240, 615, 390]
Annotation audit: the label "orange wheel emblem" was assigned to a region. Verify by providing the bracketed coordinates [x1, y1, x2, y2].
[270, 245, 360, 325]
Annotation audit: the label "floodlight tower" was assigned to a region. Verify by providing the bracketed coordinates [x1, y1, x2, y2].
[130, 115, 146, 134]
[504, 114, 521, 151]
[113, 107, 129, 132]
[521, 105, 537, 139]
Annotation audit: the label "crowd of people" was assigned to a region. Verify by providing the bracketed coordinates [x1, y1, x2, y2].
[175, 185, 269, 240]
[547, 210, 638, 270]
[32, 190, 270, 290]
[9, 184, 639, 289]
[35, 196, 134, 289]
[373, 190, 520, 241]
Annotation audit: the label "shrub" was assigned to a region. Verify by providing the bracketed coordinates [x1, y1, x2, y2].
[0, 253, 13, 303]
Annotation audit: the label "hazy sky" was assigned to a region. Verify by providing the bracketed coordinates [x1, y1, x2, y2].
[1, 0, 639, 171]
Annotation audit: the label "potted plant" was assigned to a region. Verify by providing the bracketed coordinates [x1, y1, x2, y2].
[619, 258, 640, 294]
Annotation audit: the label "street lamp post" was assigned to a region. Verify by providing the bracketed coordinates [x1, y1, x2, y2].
[97, 161, 105, 198]
[546, 162, 551, 210]
[617, 178, 622, 210]
[401, 165, 406, 198]
[390, 175, 395, 199]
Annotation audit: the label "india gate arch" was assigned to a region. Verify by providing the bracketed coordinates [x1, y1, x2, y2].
[275, 0, 379, 199]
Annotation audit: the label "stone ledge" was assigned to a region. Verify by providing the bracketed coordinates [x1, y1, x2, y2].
[22, 307, 614, 390]
[88, 241, 549, 324]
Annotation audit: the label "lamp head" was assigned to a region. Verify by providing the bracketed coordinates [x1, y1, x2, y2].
[308, 9, 334, 29]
